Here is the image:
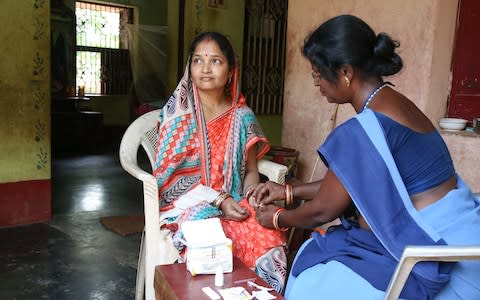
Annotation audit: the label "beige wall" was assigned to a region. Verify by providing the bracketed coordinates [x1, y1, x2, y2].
[284, 0, 480, 191]
[442, 132, 480, 192]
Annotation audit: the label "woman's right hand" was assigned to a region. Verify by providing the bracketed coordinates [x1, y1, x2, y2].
[220, 197, 249, 221]
[254, 203, 280, 229]
[252, 181, 286, 206]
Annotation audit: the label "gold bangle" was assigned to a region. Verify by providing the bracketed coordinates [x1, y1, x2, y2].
[284, 184, 293, 207]
[284, 185, 289, 206]
[272, 207, 288, 231]
[213, 192, 230, 208]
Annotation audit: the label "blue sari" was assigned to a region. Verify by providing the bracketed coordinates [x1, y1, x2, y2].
[285, 109, 480, 299]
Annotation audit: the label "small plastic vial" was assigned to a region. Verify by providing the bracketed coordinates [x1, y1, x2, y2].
[214, 265, 224, 287]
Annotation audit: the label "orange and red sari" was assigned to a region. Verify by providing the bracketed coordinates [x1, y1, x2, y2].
[153, 63, 287, 292]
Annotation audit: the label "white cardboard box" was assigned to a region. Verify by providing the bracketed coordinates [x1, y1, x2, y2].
[182, 218, 233, 275]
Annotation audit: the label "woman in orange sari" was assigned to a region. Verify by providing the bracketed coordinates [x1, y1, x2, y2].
[152, 32, 287, 292]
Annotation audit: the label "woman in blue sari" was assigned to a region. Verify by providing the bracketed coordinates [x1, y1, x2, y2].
[252, 15, 480, 299]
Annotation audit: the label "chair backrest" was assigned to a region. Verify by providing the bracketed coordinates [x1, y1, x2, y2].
[385, 193, 480, 299]
[137, 110, 160, 168]
[384, 245, 480, 299]
[141, 119, 160, 169]
[119, 110, 160, 172]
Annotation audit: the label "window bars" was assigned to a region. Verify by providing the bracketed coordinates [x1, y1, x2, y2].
[75, 1, 133, 95]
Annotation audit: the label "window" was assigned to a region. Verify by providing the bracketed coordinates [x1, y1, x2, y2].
[75, 1, 133, 95]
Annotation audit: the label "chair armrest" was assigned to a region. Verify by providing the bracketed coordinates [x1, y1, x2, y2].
[384, 245, 480, 300]
[119, 154, 155, 183]
[258, 159, 288, 184]
[120, 151, 172, 293]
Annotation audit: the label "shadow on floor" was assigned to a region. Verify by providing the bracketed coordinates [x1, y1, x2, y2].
[0, 128, 149, 299]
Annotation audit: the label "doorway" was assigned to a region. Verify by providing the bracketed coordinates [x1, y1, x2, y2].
[242, 0, 288, 115]
[448, 0, 480, 122]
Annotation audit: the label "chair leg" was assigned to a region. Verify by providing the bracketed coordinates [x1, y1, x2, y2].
[135, 230, 146, 300]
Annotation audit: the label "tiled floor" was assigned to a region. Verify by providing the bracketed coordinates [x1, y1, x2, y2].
[0, 131, 147, 299]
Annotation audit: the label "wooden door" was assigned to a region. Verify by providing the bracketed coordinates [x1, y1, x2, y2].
[448, 0, 480, 122]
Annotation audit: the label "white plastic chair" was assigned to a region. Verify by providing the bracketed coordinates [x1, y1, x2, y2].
[119, 109, 288, 300]
[384, 245, 480, 299]
[384, 193, 480, 300]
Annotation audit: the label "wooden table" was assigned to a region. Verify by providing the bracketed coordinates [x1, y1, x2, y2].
[154, 257, 284, 300]
[52, 96, 90, 112]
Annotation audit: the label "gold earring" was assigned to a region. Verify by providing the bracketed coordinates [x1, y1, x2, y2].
[344, 76, 350, 87]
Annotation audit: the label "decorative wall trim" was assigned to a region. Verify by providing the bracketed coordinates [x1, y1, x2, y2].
[31, 0, 50, 173]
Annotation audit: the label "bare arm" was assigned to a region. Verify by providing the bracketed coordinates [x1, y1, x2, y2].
[252, 179, 322, 207]
[220, 147, 258, 221]
[243, 146, 260, 192]
[255, 170, 352, 229]
[291, 181, 322, 201]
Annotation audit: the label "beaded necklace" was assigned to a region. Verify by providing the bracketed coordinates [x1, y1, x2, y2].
[361, 82, 393, 111]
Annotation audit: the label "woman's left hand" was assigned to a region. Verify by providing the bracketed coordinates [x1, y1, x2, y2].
[220, 197, 249, 221]
[254, 203, 279, 229]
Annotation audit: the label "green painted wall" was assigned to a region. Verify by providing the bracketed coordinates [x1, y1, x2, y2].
[166, 0, 180, 93]
[0, 0, 50, 182]
[257, 115, 282, 147]
[79, 95, 131, 126]
[123, 0, 167, 26]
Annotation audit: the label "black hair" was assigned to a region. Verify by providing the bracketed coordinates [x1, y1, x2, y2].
[188, 32, 236, 71]
[302, 15, 403, 83]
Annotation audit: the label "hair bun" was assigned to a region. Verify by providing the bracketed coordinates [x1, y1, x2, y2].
[373, 33, 397, 57]
[302, 15, 403, 81]
[369, 33, 403, 76]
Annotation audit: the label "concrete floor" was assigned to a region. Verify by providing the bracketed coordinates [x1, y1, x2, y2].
[0, 132, 147, 299]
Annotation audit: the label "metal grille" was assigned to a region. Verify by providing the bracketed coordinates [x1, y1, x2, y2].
[242, 0, 288, 115]
[75, 1, 132, 95]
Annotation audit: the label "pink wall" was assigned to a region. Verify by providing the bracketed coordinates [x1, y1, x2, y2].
[282, 1, 480, 192]
[442, 132, 480, 191]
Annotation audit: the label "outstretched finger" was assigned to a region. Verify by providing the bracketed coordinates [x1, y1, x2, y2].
[254, 184, 270, 205]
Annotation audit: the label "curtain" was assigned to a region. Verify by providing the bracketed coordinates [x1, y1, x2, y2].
[126, 24, 168, 108]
